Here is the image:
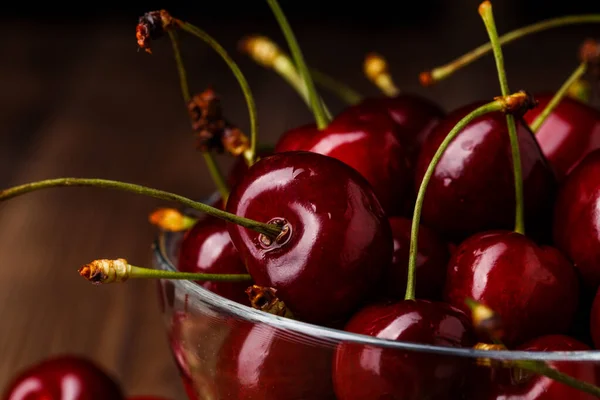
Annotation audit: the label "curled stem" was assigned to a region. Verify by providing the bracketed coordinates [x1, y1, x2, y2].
[79, 259, 251, 284]
[0, 178, 281, 238]
[167, 30, 230, 201]
[405, 99, 506, 300]
[479, 1, 525, 235]
[420, 14, 600, 86]
[530, 62, 588, 133]
[266, 0, 331, 129]
[175, 20, 258, 165]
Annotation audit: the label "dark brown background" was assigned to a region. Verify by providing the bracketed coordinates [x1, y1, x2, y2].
[1, 1, 598, 398]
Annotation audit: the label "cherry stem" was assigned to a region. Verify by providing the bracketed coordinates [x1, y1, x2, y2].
[266, 0, 331, 130]
[0, 178, 282, 238]
[480, 1, 525, 235]
[530, 62, 588, 133]
[79, 259, 251, 284]
[309, 68, 363, 105]
[514, 360, 600, 397]
[175, 20, 258, 165]
[405, 99, 506, 301]
[167, 30, 230, 201]
[364, 53, 401, 97]
[421, 14, 600, 86]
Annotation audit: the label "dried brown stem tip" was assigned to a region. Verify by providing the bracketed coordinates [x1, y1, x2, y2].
[136, 10, 176, 54]
[246, 285, 293, 318]
[187, 88, 250, 156]
[580, 38, 600, 77]
[239, 35, 281, 68]
[495, 91, 538, 116]
[78, 259, 131, 285]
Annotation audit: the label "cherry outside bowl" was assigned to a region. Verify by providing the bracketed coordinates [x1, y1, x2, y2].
[152, 223, 600, 399]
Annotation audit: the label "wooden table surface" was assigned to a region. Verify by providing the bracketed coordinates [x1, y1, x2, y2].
[0, 9, 594, 398]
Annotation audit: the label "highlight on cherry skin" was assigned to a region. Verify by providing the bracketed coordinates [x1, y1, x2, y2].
[4, 1, 600, 399]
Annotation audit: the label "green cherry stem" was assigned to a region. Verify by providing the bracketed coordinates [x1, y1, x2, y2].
[266, 0, 331, 129]
[420, 14, 600, 86]
[479, 1, 525, 235]
[0, 178, 282, 238]
[530, 62, 588, 133]
[310, 67, 363, 105]
[175, 20, 259, 165]
[79, 259, 251, 285]
[167, 30, 230, 201]
[515, 360, 600, 397]
[405, 99, 506, 301]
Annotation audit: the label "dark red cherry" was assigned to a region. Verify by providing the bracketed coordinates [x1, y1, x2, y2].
[3, 355, 124, 400]
[178, 217, 251, 306]
[553, 149, 600, 290]
[415, 101, 556, 241]
[590, 287, 600, 349]
[333, 299, 475, 400]
[226, 151, 393, 325]
[523, 93, 600, 181]
[216, 322, 335, 399]
[299, 105, 412, 215]
[470, 335, 598, 399]
[382, 217, 450, 300]
[444, 230, 579, 346]
[274, 123, 319, 153]
[358, 93, 445, 162]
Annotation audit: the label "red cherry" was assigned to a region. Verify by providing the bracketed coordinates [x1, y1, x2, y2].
[470, 335, 598, 399]
[177, 217, 251, 305]
[3, 355, 123, 400]
[444, 230, 579, 346]
[358, 93, 445, 162]
[382, 217, 450, 300]
[553, 149, 600, 290]
[415, 101, 556, 241]
[226, 147, 275, 189]
[273, 123, 319, 153]
[523, 93, 600, 181]
[216, 322, 335, 399]
[226, 151, 393, 324]
[333, 299, 475, 400]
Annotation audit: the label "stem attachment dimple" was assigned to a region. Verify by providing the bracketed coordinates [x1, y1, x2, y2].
[479, 0, 525, 236]
[266, 0, 331, 130]
[364, 53, 400, 97]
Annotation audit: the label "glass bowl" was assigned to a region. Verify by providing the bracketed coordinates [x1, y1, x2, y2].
[152, 228, 600, 399]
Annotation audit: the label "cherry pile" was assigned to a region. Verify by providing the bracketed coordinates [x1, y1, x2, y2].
[2, 1, 600, 399]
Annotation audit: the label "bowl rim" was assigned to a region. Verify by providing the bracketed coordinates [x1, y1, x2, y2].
[154, 229, 600, 362]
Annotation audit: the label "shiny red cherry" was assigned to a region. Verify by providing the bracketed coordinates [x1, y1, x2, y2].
[590, 287, 600, 349]
[216, 322, 335, 399]
[469, 335, 598, 399]
[382, 217, 450, 300]
[415, 101, 556, 241]
[273, 123, 319, 153]
[178, 217, 251, 305]
[553, 149, 600, 290]
[3, 355, 123, 400]
[226, 146, 275, 189]
[333, 299, 475, 400]
[444, 230, 579, 346]
[523, 93, 600, 181]
[358, 93, 445, 162]
[226, 151, 393, 325]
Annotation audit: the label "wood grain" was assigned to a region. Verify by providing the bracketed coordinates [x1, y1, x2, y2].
[0, 12, 594, 399]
